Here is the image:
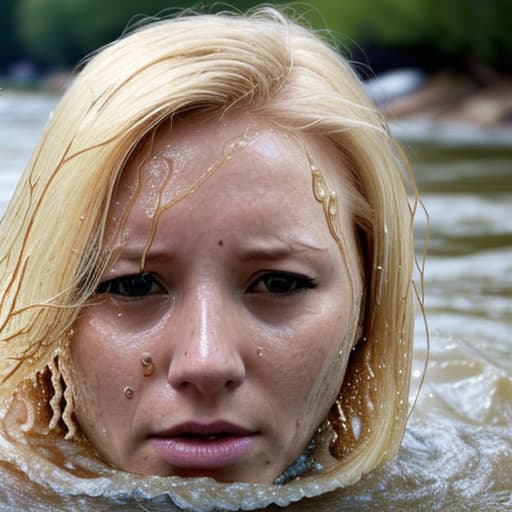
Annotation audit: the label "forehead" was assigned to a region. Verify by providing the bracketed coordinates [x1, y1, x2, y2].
[111, 112, 354, 248]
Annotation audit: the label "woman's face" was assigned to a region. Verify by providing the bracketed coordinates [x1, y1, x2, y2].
[71, 112, 361, 484]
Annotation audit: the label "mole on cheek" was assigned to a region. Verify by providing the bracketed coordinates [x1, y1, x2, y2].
[217, 240, 224, 247]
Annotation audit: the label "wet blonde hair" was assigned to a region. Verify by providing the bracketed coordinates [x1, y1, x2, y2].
[0, 8, 415, 486]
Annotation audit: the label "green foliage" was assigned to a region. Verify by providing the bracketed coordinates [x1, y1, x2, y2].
[308, 0, 512, 71]
[6, 0, 512, 72]
[15, 0, 194, 66]
[0, 0, 26, 68]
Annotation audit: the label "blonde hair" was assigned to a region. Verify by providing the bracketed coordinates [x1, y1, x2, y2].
[0, 8, 415, 487]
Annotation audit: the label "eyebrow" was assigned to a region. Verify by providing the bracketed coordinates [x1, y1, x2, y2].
[112, 239, 328, 265]
[238, 239, 328, 262]
[113, 246, 174, 265]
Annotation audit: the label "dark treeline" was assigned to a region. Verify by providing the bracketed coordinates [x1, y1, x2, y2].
[2, 0, 512, 75]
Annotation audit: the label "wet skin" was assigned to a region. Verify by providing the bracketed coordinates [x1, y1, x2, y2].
[71, 112, 361, 483]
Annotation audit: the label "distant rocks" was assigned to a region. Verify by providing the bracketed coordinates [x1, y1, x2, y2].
[365, 69, 512, 146]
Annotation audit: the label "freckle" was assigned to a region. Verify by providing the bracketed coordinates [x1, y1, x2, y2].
[184, 350, 188, 356]
[218, 240, 223, 246]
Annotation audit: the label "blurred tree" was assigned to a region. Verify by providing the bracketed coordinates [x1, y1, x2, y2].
[15, 0, 192, 67]
[0, 0, 27, 69]
[310, 0, 512, 73]
[14, 0, 287, 68]
[10, 0, 512, 73]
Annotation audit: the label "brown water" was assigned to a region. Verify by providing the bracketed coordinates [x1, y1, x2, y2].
[0, 92, 511, 511]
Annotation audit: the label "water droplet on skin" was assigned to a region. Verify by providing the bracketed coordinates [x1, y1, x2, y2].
[123, 387, 134, 399]
[329, 205, 337, 216]
[141, 352, 154, 376]
[256, 347, 263, 357]
[117, 312, 122, 318]
[376, 265, 383, 270]
[79, 215, 85, 221]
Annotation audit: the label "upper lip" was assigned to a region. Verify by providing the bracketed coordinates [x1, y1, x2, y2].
[151, 421, 255, 438]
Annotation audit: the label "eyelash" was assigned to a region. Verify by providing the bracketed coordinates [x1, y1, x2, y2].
[247, 271, 317, 297]
[96, 271, 317, 299]
[96, 272, 165, 298]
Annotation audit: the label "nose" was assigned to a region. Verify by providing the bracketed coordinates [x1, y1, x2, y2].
[167, 286, 246, 396]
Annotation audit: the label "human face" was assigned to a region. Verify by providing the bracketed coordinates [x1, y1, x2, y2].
[71, 112, 361, 484]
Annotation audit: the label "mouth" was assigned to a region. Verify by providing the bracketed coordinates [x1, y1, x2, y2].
[149, 421, 257, 469]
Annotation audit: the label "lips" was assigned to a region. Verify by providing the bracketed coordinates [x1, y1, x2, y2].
[150, 421, 256, 469]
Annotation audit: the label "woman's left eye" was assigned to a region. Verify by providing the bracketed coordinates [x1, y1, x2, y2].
[96, 272, 165, 298]
[247, 271, 317, 296]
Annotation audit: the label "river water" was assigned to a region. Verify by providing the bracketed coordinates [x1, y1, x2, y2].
[0, 91, 510, 511]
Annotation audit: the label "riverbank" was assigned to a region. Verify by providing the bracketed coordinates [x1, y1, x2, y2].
[381, 72, 512, 148]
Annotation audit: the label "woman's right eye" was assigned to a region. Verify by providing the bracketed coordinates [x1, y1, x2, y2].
[96, 273, 165, 298]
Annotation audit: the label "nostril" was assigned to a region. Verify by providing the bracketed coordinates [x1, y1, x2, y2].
[177, 380, 192, 391]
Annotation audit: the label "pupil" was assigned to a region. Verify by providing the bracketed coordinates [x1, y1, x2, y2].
[265, 275, 294, 293]
[125, 273, 153, 295]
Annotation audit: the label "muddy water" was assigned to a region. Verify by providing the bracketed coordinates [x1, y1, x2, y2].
[336, 140, 512, 511]
[0, 92, 510, 510]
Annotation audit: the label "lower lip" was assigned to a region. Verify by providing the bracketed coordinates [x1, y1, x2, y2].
[150, 435, 255, 469]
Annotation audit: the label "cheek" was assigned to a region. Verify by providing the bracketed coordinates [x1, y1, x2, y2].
[262, 308, 351, 430]
[300, 299, 356, 424]
[302, 323, 350, 422]
[70, 311, 140, 442]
